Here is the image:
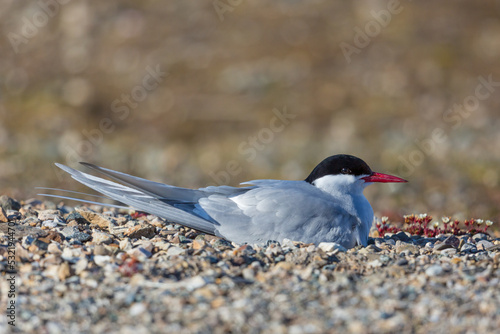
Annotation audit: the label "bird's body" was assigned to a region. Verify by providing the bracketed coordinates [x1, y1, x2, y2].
[43, 155, 407, 249]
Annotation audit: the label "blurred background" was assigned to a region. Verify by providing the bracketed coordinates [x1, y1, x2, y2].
[1, 1, 499, 223]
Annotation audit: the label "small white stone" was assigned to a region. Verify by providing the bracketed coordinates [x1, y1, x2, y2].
[47, 243, 62, 254]
[74, 258, 88, 275]
[166, 246, 185, 257]
[127, 247, 152, 261]
[42, 220, 58, 228]
[183, 276, 208, 291]
[367, 259, 383, 267]
[425, 264, 444, 277]
[129, 303, 147, 316]
[93, 255, 111, 266]
[119, 238, 133, 251]
[38, 210, 61, 221]
[281, 238, 296, 248]
[242, 267, 255, 280]
[318, 242, 347, 253]
[92, 231, 113, 245]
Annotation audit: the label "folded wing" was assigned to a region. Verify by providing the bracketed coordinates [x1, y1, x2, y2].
[54, 163, 249, 235]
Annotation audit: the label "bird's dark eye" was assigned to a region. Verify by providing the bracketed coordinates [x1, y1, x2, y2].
[341, 168, 351, 174]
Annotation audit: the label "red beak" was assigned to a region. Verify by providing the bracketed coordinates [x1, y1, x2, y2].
[362, 172, 408, 183]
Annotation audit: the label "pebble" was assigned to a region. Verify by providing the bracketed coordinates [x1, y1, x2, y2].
[76, 209, 113, 229]
[92, 231, 113, 245]
[94, 245, 111, 256]
[7, 211, 22, 220]
[242, 267, 255, 280]
[74, 258, 88, 275]
[93, 255, 111, 266]
[440, 248, 458, 256]
[396, 244, 419, 255]
[62, 226, 79, 238]
[74, 231, 92, 242]
[192, 239, 206, 250]
[443, 235, 460, 248]
[0, 207, 8, 222]
[38, 210, 62, 221]
[392, 231, 411, 242]
[58, 262, 71, 280]
[119, 238, 133, 251]
[358, 244, 382, 254]
[367, 259, 383, 267]
[472, 233, 489, 241]
[166, 246, 185, 257]
[433, 242, 455, 251]
[42, 220, 59, 228]
[281, 238, 297, 248]
[425, 264, 444, 277]
[385, 239, 396, 246]
[318, 242, 347, 253]
[47, 243, 62, 255]
[129, 303, 147, 317]
[213, 239, 233, 249]
[395, 258, 408, 266]
[124, 223, 156, 239]
[66, 211, 87, 224]
[477, 240, 494, 251]
[61, 247, 84, 263]
[127, 246, 153, 261]
[0, 195, 21, 211]
[461, 243, 477, 253]
[54, 216, 66, 226]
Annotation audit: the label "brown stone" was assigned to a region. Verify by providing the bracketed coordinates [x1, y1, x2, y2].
[94, 245, 111, 256]
[67, 220, 79, 227]
[210, 297, 225, 308]
[150, 219, 165, 228]
[192, 239, 206, 250]
[47, 243, 62, 255]
[76, 209, 112, 229]
[275, 262, 293, 271]
[15, 243, 30, 261]
[43, 231, 64, 243]
[201, 234, 220, 243]
[58, 262, 71, 280]
[124, 224, 156, 239]
[0, 207, 8, 222]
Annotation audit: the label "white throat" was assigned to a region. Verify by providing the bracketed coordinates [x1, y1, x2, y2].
[312, 174, 374, 246]
[312, 174, 367, 197]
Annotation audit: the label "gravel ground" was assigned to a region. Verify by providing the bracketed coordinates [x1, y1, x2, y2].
[1, 196, 499, 333]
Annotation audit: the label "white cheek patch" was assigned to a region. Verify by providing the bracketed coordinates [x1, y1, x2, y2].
[312, 174, 358, 194]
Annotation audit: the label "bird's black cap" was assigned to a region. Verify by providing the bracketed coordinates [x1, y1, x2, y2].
[305, 154, 372, 183]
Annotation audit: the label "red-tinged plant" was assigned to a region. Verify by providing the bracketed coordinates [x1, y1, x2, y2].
[118, 256, 140, 277]
[376, 216, 402, 237]
[131, 211, 148, 219]
[375, 215, 494, 238]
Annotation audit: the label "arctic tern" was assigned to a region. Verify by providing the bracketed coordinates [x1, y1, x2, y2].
[42, 154, 407, 248]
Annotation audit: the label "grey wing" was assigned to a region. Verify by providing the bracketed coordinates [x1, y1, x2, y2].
[200, 182, 363, 246]
[80, 162, 249, 202]
[54, 164, 249, 235]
